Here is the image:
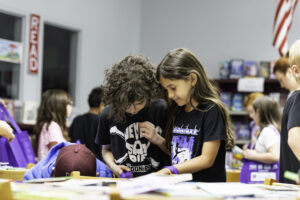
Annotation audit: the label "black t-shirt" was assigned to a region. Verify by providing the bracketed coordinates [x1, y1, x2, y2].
[280, 90, 300, 183]
[171, 103, 226, 182]
[69, 113, 102, 160]
[95, 99, 169, 177]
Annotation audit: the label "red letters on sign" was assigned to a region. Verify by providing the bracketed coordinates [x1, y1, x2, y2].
[28, 14, 40, 74]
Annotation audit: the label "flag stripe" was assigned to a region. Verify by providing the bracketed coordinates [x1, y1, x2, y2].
[273, 3, 292, 46]
[273, 0, 298, 56]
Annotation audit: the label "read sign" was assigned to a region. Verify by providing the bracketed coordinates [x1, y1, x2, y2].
[28, 14, 40, 74]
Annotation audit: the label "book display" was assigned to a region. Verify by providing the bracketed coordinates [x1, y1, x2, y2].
[215, 78, 288, 145]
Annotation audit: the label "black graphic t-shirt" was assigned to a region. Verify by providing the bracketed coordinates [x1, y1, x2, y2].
[95, 99, 169, 177]
[69, 113, 102, 161]
[280, 90, 300, 183]
[171, 103, 226, 182]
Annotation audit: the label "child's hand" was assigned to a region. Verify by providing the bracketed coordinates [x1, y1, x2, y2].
[242, 149, 256, 160]
[111, 164, 131, 178]
[139, 121, 161, 145]
[156, 167, 172, 175]
[242, 144, 249, 150]
[0, 120, 14, 142]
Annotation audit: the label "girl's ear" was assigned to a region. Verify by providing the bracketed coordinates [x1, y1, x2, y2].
[291, 65, 300, 80]
[190, 73, 198, 86]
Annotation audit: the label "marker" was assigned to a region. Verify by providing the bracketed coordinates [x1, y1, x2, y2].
[283, 170, 299, 182]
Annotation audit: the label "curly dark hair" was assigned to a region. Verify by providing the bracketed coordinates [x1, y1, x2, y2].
[103, 55, 161, 122]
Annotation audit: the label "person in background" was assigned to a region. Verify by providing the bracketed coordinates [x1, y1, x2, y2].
[242, 96, 281, 164]
[243, 93, 264, 149]
[0, 120, 14, 142]
[149, 48, 234, 182]
[95, 55, 168, 178]
[280, 39, 300, 183]
[34, 89, 72, 161]
[0, 100, 14, 142]
[24, 143, 112, 180]
[274, 57, 300, 98]
[69, 86, 105, 160]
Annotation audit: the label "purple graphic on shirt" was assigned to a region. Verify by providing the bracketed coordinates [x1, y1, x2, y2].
[171, 135, 194, 164]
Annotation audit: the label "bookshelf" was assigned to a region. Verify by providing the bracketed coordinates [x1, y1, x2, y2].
[214, 78, 288, 145]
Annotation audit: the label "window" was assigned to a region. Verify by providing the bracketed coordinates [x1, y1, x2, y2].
[0, 12, 22, 99]
[42, 24, 78, 102]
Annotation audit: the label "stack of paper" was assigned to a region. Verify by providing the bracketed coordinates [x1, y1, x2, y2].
[117, 173, 192, 197]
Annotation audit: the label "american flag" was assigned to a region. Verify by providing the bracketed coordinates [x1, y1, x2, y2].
[273, 0, 298, 56]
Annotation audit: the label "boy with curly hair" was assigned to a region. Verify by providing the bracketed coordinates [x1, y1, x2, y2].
[95, 55, 169, 178]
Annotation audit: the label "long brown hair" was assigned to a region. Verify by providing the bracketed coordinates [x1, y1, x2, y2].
[156, 48, 234, 150]
[253, 96, 281, 133]
[34, 89, 71, 153]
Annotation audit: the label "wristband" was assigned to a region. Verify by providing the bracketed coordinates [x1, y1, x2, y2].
[164, 165, 179, 174]
[120, 171, 132, 178]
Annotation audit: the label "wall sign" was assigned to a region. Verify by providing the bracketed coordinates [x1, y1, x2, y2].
[28, 14, 40, 74]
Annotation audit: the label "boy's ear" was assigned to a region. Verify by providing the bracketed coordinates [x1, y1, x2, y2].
[190, 73, 198, 86]
[291, 65, 300, 80]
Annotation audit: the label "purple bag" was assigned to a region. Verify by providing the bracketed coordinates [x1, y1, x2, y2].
[240, 159, 279, 184]
[240, 126, 279, 183]
[0, 103, 36, 167]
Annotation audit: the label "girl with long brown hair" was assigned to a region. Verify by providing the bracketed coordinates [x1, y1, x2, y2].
[34, 89, 72, 161]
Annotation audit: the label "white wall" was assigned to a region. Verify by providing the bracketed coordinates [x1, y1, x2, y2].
[0, 0, 141, 113]
[1, 0, 300, 114]
[140, 0, 300, 79]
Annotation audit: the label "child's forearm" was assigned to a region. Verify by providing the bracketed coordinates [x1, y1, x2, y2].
[102, 148, 117, 170]
[172, 140, 220, 174]
[250, 152, 279, 164]
[288, 127, 300, 161]
[155, 135, 170, 155]
[173, 154, 214, 174]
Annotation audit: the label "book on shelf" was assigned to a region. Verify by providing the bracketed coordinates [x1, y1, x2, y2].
[243, 61, 258, 77]
[229, 59, 244, 79]
[234, 121, 250, 140]
[259, 61, 270, 78]
[219, 61, 230, 79]
[269, 60, 276, 79]
[231, 93, 243, 111]
[220, 92, 232, 110]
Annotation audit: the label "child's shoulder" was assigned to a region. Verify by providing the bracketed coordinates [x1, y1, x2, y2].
[47, 121, 62, 131]
[100, 105, 111, 118]
[197, 102, 218, 112]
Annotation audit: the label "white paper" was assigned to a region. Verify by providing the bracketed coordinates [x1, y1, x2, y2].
[197, 182, 265, 198]
[237, 78, 264, 92]
[117, 173, 192, 197]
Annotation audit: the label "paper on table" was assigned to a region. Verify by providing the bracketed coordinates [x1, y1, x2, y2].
[117, 173, 192, 197]
[197, 182, 265, 198]
[156, 182, 213, 198]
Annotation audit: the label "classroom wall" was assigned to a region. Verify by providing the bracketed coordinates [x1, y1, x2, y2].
[1, 0, 300, 114]
[139, 0, 300, 78]
[0, 0, 141, 113]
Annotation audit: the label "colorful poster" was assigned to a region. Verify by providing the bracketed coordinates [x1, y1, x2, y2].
[0, 38, 22, 63]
